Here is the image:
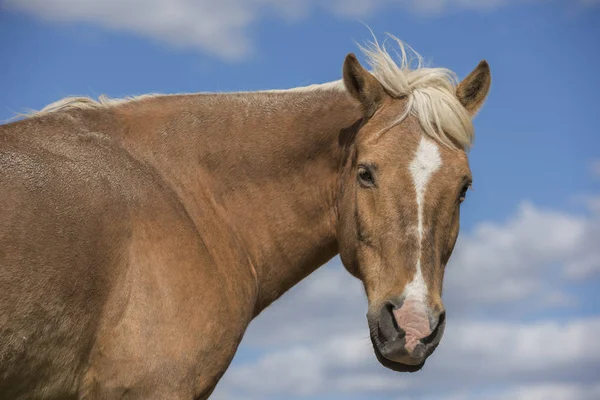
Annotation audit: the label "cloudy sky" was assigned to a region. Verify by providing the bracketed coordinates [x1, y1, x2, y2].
[1, 1, 599, 399]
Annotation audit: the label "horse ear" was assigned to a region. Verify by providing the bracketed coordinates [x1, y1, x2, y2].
[456, 60, 491, 117]
[343, 53, 385, 118]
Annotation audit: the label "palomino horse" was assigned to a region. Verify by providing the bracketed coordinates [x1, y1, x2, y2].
[0, 37, 490, 399]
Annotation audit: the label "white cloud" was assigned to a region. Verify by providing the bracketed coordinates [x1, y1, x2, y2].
[5, 0, 598, 61]
[4, 0, 260, 61]
[213, 198, 600, 399]
[447, 200, 600, 308]
[217, 317, 600, 398]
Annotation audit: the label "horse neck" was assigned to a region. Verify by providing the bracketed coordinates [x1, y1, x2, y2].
[113, 88, 362, 314]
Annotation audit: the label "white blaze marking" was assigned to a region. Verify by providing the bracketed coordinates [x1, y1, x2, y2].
[404, 137, 442, 302]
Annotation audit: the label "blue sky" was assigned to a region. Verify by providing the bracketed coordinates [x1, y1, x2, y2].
[1, 1, 599, 399]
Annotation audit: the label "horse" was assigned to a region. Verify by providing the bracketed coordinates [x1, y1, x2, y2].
[0, 36, 490, 399]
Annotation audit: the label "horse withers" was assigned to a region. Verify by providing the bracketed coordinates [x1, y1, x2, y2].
[0, 37, 490, 399]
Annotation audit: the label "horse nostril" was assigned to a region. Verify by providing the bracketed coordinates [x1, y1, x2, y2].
[387, 303, 405, 338]
[378, 302, 405, 343]
[421, 311, 446, 346]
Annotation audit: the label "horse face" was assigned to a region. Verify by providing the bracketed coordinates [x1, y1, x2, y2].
[337, 52, 490, 371]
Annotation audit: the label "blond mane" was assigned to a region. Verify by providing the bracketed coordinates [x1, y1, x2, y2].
[19, 36, 472, 149]
[16, 94, 160, 120]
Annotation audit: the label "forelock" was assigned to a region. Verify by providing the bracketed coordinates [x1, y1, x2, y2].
[359, 35, 474, 150]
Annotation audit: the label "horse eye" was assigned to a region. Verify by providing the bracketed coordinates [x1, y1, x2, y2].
[459, 183, 470, 202]
[357, 166, 375, 187]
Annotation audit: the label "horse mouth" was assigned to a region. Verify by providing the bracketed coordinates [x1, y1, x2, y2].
[371, 342, 425, 373]
[368, 321, 427, 373]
